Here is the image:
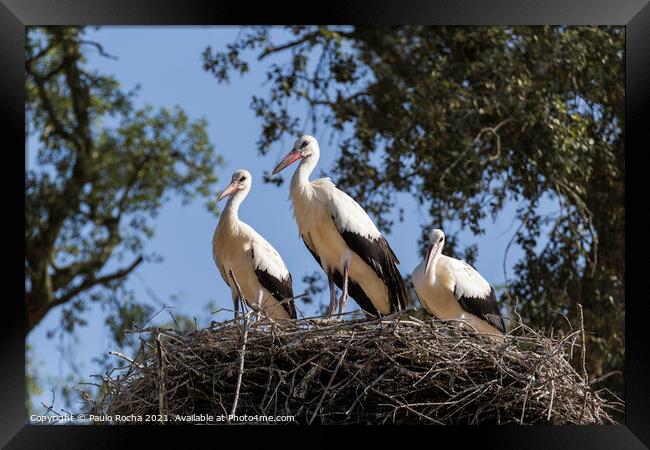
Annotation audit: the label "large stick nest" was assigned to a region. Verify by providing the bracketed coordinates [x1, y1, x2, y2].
[86, 310, 622, 424]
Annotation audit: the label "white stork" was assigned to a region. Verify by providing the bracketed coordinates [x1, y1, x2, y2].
[272, 135, 407, 317]
[212, 169, 296, 320]
[412, 228, 506, 341]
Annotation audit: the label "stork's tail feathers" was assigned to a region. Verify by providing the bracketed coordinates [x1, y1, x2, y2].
[383, 239, 409, 313]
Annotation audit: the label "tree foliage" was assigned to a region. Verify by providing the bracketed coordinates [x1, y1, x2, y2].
[25, 27, 223, 342]
[203, 26, 624, 396]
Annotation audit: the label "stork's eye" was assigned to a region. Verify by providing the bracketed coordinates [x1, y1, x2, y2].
[300, 140, 309, 149]
[239, 175, 246, 182]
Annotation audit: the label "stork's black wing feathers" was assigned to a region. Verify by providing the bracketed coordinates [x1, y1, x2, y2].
[455, 285, 506, 333]
[301, 235, 379, 316]
[254, 268, 296, 318]
[251, 248, 296, 319]
[337, 228, 408, 313]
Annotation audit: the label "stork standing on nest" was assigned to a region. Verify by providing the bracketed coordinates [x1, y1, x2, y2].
[412, 228, 505, 341]
[212, 169, 296, 320]
[272, 135, 407, 318]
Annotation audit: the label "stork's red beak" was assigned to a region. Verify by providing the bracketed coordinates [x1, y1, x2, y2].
[424, 243, 439, 273]
[217, 182, 238, 201]
[272, 150, 302, 175]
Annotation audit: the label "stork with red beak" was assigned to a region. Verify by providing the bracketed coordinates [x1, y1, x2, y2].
[272, 135, 407, 318]
[412, 228, 505, 341]
[212, 169, 296, 320]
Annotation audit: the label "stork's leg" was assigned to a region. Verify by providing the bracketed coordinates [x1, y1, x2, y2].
[255, 290, 264, 320]
[338, 262, 349, 318]
[232, 291, 239, 319]
[325, 270, 337, 318]
[229, 269, 246, 318]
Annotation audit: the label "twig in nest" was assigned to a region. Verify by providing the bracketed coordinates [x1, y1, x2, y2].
[308, 332, 355, 424]
[577, 303, 588, 384]
[108, 351, 143, 369]
[577, 303, 589, 422]
[155, 334, 167, 424]
[229, 269, 249, 417]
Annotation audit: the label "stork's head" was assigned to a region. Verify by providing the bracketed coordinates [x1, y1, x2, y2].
[272, 135, 320, 175]
[424, 228, 445, 273]
[217, 169, 252, 201]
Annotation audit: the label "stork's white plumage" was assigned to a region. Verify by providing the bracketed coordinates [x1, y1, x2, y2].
[212, 170, 296, 320]
[412, 229, 505, 341]
[272, 135, 407, 317]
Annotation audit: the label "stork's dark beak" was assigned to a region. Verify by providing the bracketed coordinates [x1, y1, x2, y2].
[272, 150, 302, 175]
[217, 182, 238, 201]
[424, 242, 439, 274]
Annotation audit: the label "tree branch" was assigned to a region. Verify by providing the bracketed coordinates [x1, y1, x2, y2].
[27, 255, 145, 332]
[25, 42, 54, 65]
[257, 31, 322, 60]
[57, 29, 92, 153]
[79, 39, 117, 59]
[54, 255, 145, 307]
[25, 64, 73, 143]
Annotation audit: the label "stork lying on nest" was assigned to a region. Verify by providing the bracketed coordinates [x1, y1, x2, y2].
[272, 135, 408, 318]
[212, 169, 296, 320]
[412, 228, 505, 341]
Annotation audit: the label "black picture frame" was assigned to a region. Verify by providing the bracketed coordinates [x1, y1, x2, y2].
[3, 0, 648, 448]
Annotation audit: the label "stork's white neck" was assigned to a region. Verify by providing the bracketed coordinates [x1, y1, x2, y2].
[220, 190, 248, 226]
[291, 154, 318, 192]
[424, 247, 443, 284]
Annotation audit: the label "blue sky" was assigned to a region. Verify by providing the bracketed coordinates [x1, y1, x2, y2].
[27, 26, 553, 413]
